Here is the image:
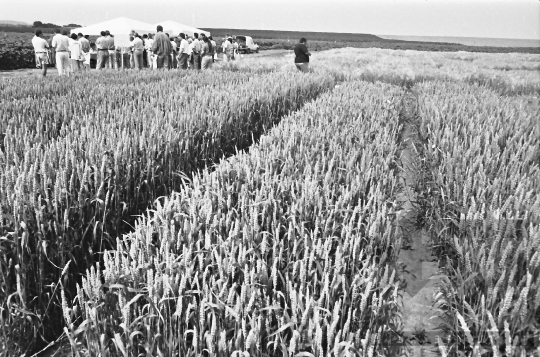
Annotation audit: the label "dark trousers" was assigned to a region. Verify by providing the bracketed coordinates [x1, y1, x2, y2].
[156, 54, 170, 69]
[192, 53, 200, 70]
[178, 53, 189, 69]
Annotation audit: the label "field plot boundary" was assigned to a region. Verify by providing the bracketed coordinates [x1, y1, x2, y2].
[0, 70, 337, 356]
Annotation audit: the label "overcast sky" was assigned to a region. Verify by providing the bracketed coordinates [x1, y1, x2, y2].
[1, 0, 539, 39]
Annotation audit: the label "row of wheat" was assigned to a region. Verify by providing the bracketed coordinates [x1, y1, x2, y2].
[64, 80, 405, 356]
[414, 81, 539, 356]
[0, 69, 335, 355]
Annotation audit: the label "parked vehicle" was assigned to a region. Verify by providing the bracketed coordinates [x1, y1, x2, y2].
[236, 36, 259, 54]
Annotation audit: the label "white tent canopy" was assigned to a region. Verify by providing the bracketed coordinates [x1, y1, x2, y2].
[153, 20, 210, 37]
[70, 17, 155, 37]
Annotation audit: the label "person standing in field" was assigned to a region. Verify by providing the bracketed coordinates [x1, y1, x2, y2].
[177, 33, 189, 69]
[32, 29, 49, 77]
[95, 31, 109, 69]
[170, 36, 178, 69]
[187, 38, 194, 69]
[221, 36, 232, 62]
[145, 33, 155, 68]
[78, 33, 90, 70]
[48, 32, 56, 67]
[201, 36, 213, 70]
[142, 34, 149, 67]
[192, 33, 202, 70]
[208, 36, 216, 63]
[106, 31, 118, 70]
[68, 33, 83, 72]
[131, 33, 144, 70]
[151, 25, 172, 69]
[232, 37, 238, 60]
[52, 29, 70, 75]
[294, 37, 311, 72]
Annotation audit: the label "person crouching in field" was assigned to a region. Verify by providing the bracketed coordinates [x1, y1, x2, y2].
[32, 29, 49, 77]
[52, 29, 70, 76]
[294, 37, 311, 73]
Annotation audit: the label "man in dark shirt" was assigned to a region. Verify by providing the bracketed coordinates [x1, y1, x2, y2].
[151, 25, 173, 69]
[294, 37, 311, 72]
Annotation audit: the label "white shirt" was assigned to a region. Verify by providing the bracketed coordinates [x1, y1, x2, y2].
[145, 38, 154, 51]
[192, 38, 202, 54]
[52, 34, 70, 52]
[131, 37, 144, 51]
[68, 38, 82, 60]
[179, 39, 189, 54]
[32, 36, 49, 53]
[106, 35, 115, 50]
[188, 42, 194, 55]
[170, 40, 177, 51]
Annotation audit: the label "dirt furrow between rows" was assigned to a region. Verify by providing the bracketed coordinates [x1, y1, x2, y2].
[396, 89, 443, 357]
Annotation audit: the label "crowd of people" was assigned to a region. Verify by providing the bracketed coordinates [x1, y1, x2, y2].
[31, 25, 312, 77]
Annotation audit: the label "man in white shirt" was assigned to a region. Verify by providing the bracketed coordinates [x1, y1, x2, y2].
[145, 34, 155, 68]
[32, 29, 49, 77]
[95, 31, 109, 69]
[131, 34, 144, 70]
[177, 33, 189, 69]
[51, 29, 70, 76]
[222, 37, 232, 62]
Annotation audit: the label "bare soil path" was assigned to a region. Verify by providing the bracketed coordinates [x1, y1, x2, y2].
[396, 90, 443, 356]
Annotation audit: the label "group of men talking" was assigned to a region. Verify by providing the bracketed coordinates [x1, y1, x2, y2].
[94, 25, 217, 70]
[32, 24, 313, 77]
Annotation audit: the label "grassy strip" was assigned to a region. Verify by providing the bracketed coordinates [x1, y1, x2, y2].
[66, 80, 405, 356]
[414, 81, 539, 356]
[0, 70, 335, 355]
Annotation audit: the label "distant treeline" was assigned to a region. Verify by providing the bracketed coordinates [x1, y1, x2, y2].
[0, 22, 80, 33]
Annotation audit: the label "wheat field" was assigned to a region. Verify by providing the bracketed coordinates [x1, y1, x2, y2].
[1, 47, 539, 356]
